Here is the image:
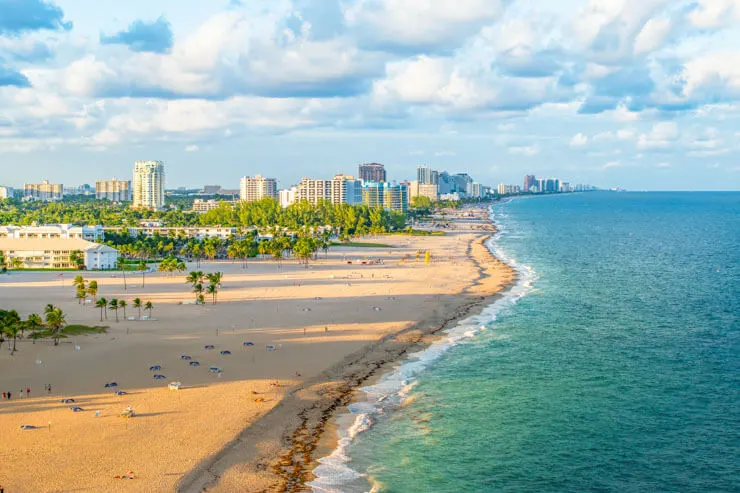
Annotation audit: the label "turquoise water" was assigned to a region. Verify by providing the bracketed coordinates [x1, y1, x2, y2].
[311, 192, 740, 493]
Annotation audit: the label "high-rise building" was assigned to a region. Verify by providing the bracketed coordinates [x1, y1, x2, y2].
[524, 175, 537, 193]
[0, 186, 14, 200]
[96, 179, 131, 202]
[330, 175, 363, 205]
[24, 180, 63, 201]
[409, 181, 439, 202]
[239, 175, 278, 202]
[279, 187, 298, 208]
[133, 161, 165, 210]
[362, 182, 408, 212]
[359, 163, 387, 183]
[467, 182, 483, 198]
[297, 178, 331, 204]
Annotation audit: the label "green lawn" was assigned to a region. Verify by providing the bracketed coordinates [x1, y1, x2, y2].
[331, 241, 394, 248]
[34, 325, 108, 338]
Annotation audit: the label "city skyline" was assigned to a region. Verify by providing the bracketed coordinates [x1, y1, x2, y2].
[1, 1, 739, 191]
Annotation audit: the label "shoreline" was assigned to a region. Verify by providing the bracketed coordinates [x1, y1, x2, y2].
[178, 208, 517, 492]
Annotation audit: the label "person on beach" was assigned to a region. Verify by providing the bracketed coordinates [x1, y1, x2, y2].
[7, 392, 10, 400]
[26, 387, 30, 397]
[47, 384, 51, 394]
[2, 392, 5, 399]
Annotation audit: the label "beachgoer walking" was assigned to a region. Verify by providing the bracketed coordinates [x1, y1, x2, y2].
[7, 392, 11, 400]
[47, 384, 51, 394]
[2, 392, 5, 399]
[26, 387, 30, 397]
[324, 326, 328, 335]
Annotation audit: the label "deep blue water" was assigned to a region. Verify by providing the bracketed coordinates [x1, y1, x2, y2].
[312, 192, 739, 493]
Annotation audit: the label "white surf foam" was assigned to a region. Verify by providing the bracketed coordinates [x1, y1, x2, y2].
[309, 205, 537, 493]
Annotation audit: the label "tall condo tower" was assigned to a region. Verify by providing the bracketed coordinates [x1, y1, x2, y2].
[358, 163, 387, 183]
[133, 161, 165, 210]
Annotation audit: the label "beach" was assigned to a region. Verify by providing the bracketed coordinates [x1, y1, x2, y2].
[0, 206, 515, 492]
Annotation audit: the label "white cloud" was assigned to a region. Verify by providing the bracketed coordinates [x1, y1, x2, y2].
[656, 162, 671, 167]
[508, 144, 540, 156]
[687, 0, 740, 29]
[185, 144, 199, 152]
[681, 52, 740, 101]
[602, 160, 620, 169]
[345, 0, 507, 52]
[570, 133, 589, 147]
[637, 121, 679, 150]
[634, 16, 673, 55]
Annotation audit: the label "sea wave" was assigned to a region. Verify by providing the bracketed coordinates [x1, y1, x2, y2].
[309, 205, 537, 493]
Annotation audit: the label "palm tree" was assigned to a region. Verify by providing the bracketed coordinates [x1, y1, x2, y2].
[193, 282, 203, 304]
[144, 301, 153, 318]
[117, 257, 127, 291]
[186, 271, 205, 303]
[1, 310, 21, 354]
[108, 298, 119, 322]
[44, 306, 67, 346]
[72, 274, 86, 289]
[118, 299, 127, 320]
[87, 280, 98, 302]
[133, 298, 142, 320]
[25, 314, 43, 344]
[206, 283, 217, 304]
[4, 323, 22, 354]
[76, 285, 88, 304]
[137, 261, 147, 287]
[98, 297, 108, 320]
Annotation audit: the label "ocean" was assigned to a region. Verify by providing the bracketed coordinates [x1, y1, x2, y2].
[310, 192, 740, 493]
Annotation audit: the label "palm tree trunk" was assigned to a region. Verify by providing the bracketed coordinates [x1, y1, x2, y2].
[115, 310, 119, 322]
[100, 308, 103, 322]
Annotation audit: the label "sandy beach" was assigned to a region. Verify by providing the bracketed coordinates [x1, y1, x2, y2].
[0, 206, 515, 492]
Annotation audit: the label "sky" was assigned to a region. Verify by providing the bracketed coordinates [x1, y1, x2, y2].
[0, 0, 740, 191]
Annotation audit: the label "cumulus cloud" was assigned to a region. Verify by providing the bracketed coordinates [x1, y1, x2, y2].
[345, 0, 508, 54]
[570, 133, 589, 147]
[637, 121, 679, 150]
[0, 0, 71, 35]
[100, 17, 174, 54]
[184, 144, 199, 152]
[0, 62, 30, 87]
[687, 0, 740, 29]
[602, 160, 621, 169]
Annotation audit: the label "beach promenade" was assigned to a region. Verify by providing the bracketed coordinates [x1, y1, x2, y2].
[0, 207, 514, 492]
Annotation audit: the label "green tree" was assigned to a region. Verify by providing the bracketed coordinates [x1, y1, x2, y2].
[118, 299, 127, 319]
[87, 280, 98, 302]
[133, 297, 142, 320]
[144, 301, 153, 318]
[137, 261, 148, 287]
[0, 251, 6, 273]
[72, 274, 86, 290]
[97, 297, 108, 321]
[70, 250, 85, 270]
[76, 285, 88, 305]
[108, 298, 119, 322]
[44, 306, 67, 346]
[117, 256, 127, 291]
[25, 314, 43, 343]
[0, 309, 22, 353]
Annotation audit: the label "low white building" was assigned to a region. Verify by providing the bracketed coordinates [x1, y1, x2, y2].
[0, 186, 14, 200]
[0, 238, 119, 270]
[0, 224, 105, 241]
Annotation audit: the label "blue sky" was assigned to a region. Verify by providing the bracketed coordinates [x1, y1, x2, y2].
[1, 0, 739, 190]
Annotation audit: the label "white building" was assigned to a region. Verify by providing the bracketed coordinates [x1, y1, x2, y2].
[133, 161, 165, 210]
[240, 175, 278, 202]
[0, 224, 105, 241]
[467, 182, 483, 198]
[297, 176, 362, 205]
[330, 175, 362, 205]
[96, 179, 131, 202]
[297, 178, 331, 204]
[497, 184, 521, 196]
[409, 181, 439, 202]
[279, 187, 298, 208]
[117, 226, 239, 240]
[0, 186, 14, 200]
[24, 180, 63, 201]
[0, 238, 118, 270]
[191, 199, 226, 213]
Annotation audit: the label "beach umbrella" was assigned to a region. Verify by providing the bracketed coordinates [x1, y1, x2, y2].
[243, 342, 254, 347]
[204, 345, 215, 350]
[153, 374, 166, 380]
[115, 391, 128, 396]
[221, 350, 231, 356]
[181, 355, 192, 361]
[208, 366, 222, 374]
[70, 406, 83, 412]
[60, 398, 75, 404]
[189, 361, 200, 367]
[149, 365, 162, 371]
